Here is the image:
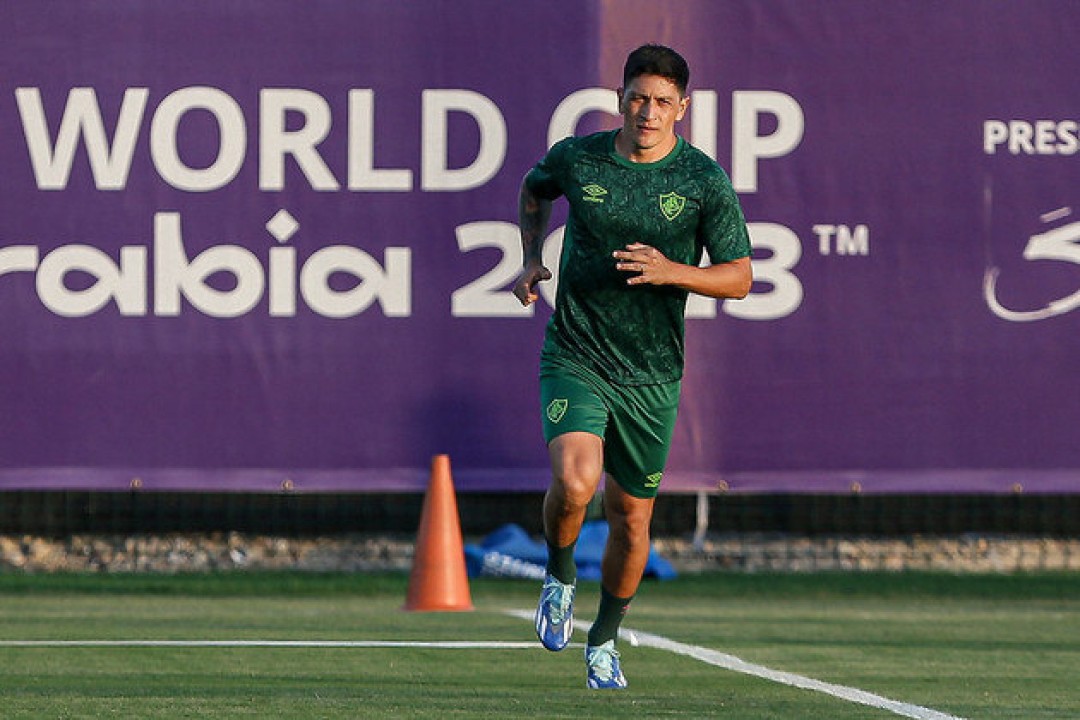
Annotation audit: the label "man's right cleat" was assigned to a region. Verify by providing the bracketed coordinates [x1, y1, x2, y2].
[585, 640, 627, 689]
[534, 573, 575, 651]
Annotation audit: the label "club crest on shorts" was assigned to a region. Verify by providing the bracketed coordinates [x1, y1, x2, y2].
[546, 398, 568, 423]
[659, 192, 686, 221]
[645, 472, 663, 489]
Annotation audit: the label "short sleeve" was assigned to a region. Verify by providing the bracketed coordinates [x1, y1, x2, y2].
[699, 174, 751, 264]
[524, 137, 573, 201]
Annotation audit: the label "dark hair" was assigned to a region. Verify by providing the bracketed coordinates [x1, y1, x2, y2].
[623, 44, 690, 95]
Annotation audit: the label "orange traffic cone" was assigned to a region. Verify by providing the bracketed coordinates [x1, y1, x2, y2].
[403, 454, 474, 612]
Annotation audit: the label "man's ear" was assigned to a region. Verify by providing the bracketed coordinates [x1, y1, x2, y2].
[676, 94, 690, 122]
[616, 87, 625, 112]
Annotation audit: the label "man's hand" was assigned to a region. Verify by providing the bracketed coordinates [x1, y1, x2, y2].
[513, 263, 553, 306]
[613, 243, 677, 286]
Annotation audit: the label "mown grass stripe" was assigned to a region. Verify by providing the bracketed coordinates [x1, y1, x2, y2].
[624, 627, 967, 720]
[505, 609, 966, 720]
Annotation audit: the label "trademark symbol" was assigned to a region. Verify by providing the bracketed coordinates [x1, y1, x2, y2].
[813, 224, 870, 256]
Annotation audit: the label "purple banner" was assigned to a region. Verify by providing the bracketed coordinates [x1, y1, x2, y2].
[1, 1, 1077, 494]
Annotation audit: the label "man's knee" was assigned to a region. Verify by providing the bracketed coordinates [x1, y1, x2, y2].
[549, 433, 604, 504]
[550, 474, 600, 513]
[608, 509, 650, 544]
[604, 487, 655, 543]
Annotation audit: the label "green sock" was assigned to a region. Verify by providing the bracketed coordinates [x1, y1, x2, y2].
[587, 587, 633, 646]
[545, 539, 577, 584]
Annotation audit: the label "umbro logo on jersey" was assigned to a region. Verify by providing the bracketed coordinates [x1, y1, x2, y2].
[659, 192, 686, 221]
[582, 184, 608, 203]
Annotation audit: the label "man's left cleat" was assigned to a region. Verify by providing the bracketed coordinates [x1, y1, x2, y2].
[585, 640, 628, 689]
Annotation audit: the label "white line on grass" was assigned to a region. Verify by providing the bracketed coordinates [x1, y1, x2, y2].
[0, 640, 538, 649]
[2, 619, 968, 720]
[505, 609, 967, 720]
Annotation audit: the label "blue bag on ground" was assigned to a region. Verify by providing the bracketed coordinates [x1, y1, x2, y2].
[464, 522, 676, 580]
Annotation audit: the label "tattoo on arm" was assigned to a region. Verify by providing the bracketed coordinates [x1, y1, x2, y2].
[519, 183, 552, 266]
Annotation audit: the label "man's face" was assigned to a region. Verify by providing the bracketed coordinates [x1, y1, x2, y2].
[617, 74, 689, 157]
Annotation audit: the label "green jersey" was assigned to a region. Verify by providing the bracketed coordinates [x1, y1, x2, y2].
[525, 130, 751, 385]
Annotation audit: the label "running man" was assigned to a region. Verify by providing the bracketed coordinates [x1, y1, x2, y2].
[513, 44, 753, 689]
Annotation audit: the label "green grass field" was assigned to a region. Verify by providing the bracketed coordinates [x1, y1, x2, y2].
[0, 571, 1076, 719]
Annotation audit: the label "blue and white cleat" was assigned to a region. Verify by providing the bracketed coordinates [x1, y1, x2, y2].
[585, 640, 627, 689]
[534, 573, 575, 651]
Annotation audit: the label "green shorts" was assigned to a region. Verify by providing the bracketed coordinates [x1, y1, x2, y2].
[539, 354, 681, 499]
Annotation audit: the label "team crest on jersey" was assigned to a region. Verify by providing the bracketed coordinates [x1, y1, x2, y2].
[659, 192, 686, 221]
[582, 184, 608, 203]
[546, 398, 569, 423]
